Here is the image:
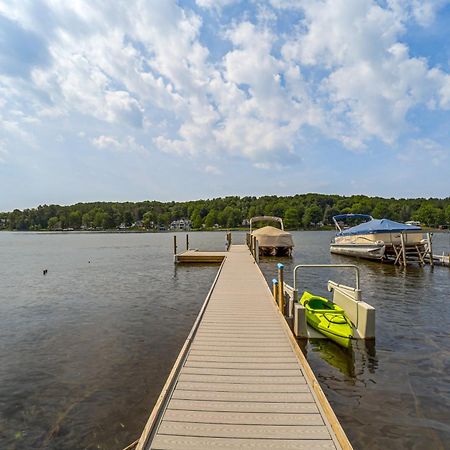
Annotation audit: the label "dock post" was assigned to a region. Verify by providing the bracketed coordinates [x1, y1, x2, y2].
[277, 263, 284, 314]
[186, 234, 189, 251]
[400, 232, 407, 267]
[226, 232, 231, 251]
[427, 233, 434, 267]
[272, 279, 278, 304]
[255, 239, 259, 263]
[173, 235, 177, 255]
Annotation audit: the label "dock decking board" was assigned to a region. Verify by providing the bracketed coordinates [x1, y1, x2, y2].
[138, 245, 350, 450]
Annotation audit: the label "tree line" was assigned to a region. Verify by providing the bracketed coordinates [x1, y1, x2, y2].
[1, 194, 449, 231]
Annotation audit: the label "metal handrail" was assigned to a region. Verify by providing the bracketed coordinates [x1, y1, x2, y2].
[293, 264, 360, 291]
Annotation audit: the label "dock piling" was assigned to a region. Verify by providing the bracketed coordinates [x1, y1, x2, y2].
[277, 263, 284, 313]
[272, 278, 278, 304]
[186, 234, 189, 251]
[226, 232, 232, 251]
[427, 233, 434, 268]
[400, 232, 407, 267]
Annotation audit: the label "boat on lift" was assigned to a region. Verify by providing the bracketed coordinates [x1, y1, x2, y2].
[330, 214, 423, 260]
[250, 216, 294, 256]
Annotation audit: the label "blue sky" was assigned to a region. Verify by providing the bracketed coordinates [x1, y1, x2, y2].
[0, 0, 449, 211]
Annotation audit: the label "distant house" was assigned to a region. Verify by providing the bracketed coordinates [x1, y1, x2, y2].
[242, 219, 250, 227]
[170, 219, 192, 231]
[132, 220, 143, 227]
[118, 222, 128, 230]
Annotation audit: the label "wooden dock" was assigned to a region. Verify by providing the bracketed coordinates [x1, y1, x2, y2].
[136, 245, 351, 450]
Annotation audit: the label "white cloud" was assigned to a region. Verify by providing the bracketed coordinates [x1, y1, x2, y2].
[0, 141, 8, 163]
[196, 0, 240, 9]
[204, 164, 222, 175]
[281, 0, 450, 147]
[398, 138, 449, 166]
[0, 0, 449, 166]
[91, 135, 147, 153]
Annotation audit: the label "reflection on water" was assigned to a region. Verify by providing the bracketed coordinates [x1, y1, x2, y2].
[304, 339, 377, 379]
[0, 230, 449, 450]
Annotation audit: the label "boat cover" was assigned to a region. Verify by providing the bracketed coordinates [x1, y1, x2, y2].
[336, 219, 422, 236]
[252, 226, 294, 248]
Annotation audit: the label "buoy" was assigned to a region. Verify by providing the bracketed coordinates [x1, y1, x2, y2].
[43, 269, 48, 275]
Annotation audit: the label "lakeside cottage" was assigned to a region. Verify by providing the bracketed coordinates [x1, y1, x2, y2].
[169, 219, 192, 231]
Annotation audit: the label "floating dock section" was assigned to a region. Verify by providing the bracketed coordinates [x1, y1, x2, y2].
[136, 245, 352, 449]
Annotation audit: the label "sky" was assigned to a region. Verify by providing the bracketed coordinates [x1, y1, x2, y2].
[0, 0, 449, 211]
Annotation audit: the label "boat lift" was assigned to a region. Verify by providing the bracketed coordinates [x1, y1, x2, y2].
[275, 264, 375, 340]
[249, 215, 284, 233]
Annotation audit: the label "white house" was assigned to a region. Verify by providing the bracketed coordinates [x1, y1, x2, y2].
[170, 219, 192, 231]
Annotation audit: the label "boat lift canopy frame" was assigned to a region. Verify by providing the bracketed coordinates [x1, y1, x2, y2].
[249, 216, 284, 233]
[293, 264, 360, 292]
[332, 214, 373, 233]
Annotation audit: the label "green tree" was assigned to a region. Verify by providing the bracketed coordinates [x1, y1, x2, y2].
[204, 210, 217, 228]
[225, 207, 241, 228]
[122, 210, 133, 227]
[413, 204, 443, 227]
[323, 206, 340, 225]
[82, 212, 93, 228]
[284, 207, 299, 229]
[93, 211, 106, 228]
[303, 204, 322, 228]
[47, 217, 60, 230]
[445, 205, 450, 224]
[142, 211, 155, 228]
[372, 202, 389, 219]
[190, 209, 203, 229]
[68, 211, 82, 229]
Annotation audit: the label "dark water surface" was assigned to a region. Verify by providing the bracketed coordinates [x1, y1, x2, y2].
[0, 231, 449, 449]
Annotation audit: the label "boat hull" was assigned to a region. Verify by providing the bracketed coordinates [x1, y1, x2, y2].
[330, 243, 386, 260]
[300, 292, 353, 348]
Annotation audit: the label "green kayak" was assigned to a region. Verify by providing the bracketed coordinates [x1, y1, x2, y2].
[300, 291, 353, 348]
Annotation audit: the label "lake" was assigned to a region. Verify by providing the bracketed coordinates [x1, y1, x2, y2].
[0, 231, 449, 449]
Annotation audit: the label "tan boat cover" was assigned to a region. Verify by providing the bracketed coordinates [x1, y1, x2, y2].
[252, 226, 294, 248]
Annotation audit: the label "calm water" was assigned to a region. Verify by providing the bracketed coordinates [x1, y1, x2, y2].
[0, 231, 449, 449]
